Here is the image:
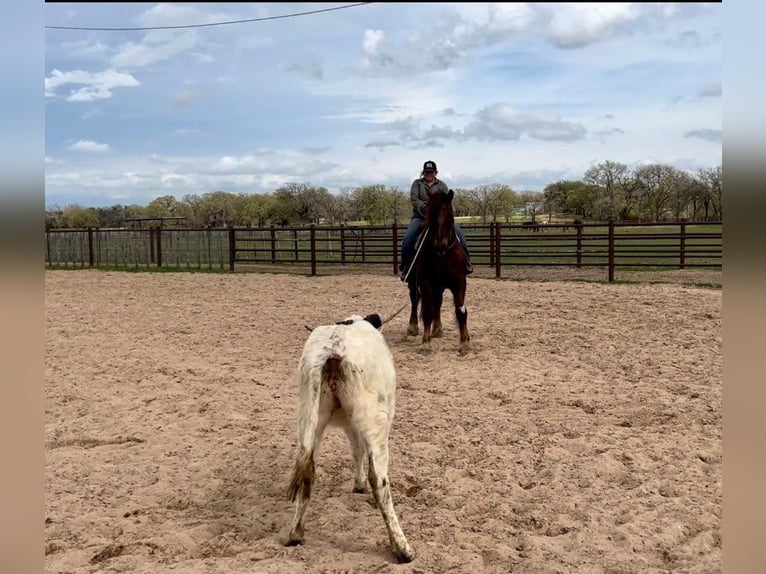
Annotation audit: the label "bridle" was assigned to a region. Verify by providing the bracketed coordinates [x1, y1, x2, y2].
[426, 201, 458, 256]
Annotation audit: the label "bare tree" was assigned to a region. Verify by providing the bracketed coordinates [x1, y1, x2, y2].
[518, 191, 544, 222]
[697, 166, 722, 220]
[634, 164, 676, 221]
[469, 184, 516, 223]
[584, 160, 629, 220]
[387, 186, 409, 224]
[452, 188, 476, 218]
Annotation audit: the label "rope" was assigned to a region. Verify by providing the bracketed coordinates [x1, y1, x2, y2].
[401, 229, 428, 284]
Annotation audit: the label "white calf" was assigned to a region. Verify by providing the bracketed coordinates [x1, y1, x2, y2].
[285, 307, 414, 563]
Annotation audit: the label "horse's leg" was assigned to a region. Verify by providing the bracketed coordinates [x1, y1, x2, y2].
[406, 278, 419, 336]
[453, 277, 471, 355]
[419, 288, 434, 355]
[432, 288, 444, 338]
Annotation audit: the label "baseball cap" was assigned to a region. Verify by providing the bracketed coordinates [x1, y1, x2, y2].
[423, 160, 437, 172]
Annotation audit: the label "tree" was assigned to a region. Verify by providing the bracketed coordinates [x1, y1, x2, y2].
[468, 184, 516, 223]
[452, 188, 476, 218]
[181, 194, 204, 226]
[634, 163, 676, 221]
[667, 169, 696, 220]
[241, 193, 275, 227]
[353, 185, 389, 224]
[584, 160, 630, 220]
[543, 180, 594, 219]
[330, 188, 357, 224]
[696, 166, 722, 220]
[387, 186, 410, 224]
[294, 185, 333, 224]
[145, 195, 180, 218]
[45, 205, 64, 229]
[94, 204, 126, 228]
[123, 204, 147, 221]
[198, 191, 243, 226]
[543, 181, 570, 218]
[61, 204, 100, 228]
[518, 191, 544, 222]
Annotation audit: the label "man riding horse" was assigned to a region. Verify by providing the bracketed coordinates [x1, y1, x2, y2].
[399, 160, 473, 281]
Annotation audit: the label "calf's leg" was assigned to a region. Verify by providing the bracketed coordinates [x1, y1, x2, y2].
[359, 423, 414, 563]
[285, 395, 333, 545]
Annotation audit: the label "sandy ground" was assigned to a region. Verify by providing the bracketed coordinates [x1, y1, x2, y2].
[45, 270, 721, 574]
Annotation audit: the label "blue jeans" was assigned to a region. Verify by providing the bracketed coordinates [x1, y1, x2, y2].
[400, 214, 470, 271]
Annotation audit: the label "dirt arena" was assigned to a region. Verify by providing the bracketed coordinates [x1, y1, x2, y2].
[45, 269, 721, 573]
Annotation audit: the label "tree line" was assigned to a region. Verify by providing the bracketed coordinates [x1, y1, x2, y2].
[45, 161, 722, 229]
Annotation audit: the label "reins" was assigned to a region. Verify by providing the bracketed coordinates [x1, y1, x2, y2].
[400, 217, 458, 284]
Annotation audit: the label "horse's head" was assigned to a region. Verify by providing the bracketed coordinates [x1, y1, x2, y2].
[424, 189, 456, 256]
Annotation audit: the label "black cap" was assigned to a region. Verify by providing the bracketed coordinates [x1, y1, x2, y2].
[423, 160, 437, 172]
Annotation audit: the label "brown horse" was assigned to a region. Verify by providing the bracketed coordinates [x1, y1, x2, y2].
[406, 189, 470, 355]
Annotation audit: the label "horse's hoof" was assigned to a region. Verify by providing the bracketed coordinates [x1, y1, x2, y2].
[433, 329, 444, 338]
[458, 344, 471, 355]
[418, 346, 432, 356]
[407, 325, 419, 336]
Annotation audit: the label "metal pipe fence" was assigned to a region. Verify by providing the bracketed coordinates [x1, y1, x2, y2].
[45, 221, 722, 282]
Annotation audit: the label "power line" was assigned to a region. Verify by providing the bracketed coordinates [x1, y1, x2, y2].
[46, 2, 374, 31]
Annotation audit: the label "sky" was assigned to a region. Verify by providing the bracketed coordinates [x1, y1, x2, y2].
[44, 2, 722, 209]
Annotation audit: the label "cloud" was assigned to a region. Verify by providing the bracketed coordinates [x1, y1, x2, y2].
[698, 83, 722, 98]
[287, 60, 323, 80]
[175, 91, 195, 109]
[173, 128, 202, 137]
[111, 30, 201, 69]
[68, 140, 111, 152]
[685, 129, 721, 142]
[210, 152, 339, 178]
[362, 29, 396, 69]
[364, 103, 587, 145]
[464, 103, 586, 142]
[546, 3, 643, 49]
[45, 69, 140, 101]
[135, 3, 234, 28]
[364, 140, 400, 149]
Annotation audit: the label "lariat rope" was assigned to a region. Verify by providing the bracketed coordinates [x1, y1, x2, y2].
[400, 228, 428, 284]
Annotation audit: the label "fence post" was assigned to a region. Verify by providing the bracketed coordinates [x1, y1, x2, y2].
[156, 226, 163, 268]
[149, 228, 156, 264]
[679, 221, 686, 269]
[576, 222, 583, 268]
[607, 220, 615, 282]
[489, 223, 495, 267]
[310, 224, 317, 276]
[392, 222, 399, 275]
[340, 224, 346, 266]
[229, 227, 236, 271]
[494, 222, 501, 278]
[270, 225, 276, 263]
[293, 229, 299, 262]
[45, 229, 51, 267]
[87, 227, 94, 267]
[360, 228, 366, 263]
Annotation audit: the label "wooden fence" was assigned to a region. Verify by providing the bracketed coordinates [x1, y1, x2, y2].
[45, 221, 722, 282]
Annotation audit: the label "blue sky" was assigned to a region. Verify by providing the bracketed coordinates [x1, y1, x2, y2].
[44, 2, 722, 208]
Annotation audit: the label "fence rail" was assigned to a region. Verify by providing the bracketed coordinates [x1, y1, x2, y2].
[45, 221, 722, 282]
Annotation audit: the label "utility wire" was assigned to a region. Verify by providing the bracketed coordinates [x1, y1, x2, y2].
[46, 2, 374, 31]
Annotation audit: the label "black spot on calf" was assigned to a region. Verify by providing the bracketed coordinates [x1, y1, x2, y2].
[363, 313, 383, 329]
